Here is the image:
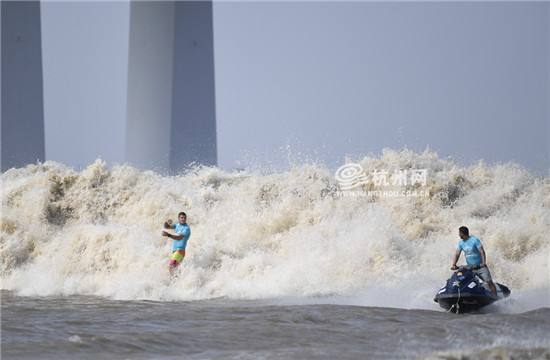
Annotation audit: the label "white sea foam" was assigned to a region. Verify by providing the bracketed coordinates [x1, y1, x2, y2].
[1, 149, 548, 310]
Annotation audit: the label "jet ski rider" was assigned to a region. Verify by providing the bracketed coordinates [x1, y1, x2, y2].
[451, 226, 498, 297]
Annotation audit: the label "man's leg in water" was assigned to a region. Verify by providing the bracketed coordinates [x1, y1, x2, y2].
[168, 250, 185, 275]
[168, 260, 178, 276]
[488, 281, 497, 297]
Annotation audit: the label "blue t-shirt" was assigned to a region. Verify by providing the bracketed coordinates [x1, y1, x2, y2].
[457, 236, 483, 265]
[171, 223, 191, 251]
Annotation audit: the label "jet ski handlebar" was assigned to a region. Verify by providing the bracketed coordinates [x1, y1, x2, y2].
[453, 264, 485, 271]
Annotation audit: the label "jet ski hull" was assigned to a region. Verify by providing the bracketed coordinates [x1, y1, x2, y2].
[435, 290, 501, 313]
[434, 268, 510, 313]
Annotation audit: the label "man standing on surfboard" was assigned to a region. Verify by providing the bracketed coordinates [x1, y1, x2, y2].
[163, 212, 191, 275]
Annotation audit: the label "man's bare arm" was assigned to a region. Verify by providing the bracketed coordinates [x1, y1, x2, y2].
[479, 246, 487, 266]
[451, 249, 461, 269]
[161, 220, 184, 240]
[166, 233, 184, 240]
[162, 230, 183, 240]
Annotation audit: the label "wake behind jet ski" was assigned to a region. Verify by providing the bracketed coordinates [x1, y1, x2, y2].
[434, 265, 511, 313]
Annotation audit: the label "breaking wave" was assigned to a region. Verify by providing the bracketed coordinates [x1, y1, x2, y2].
[1, 149, 549, 310]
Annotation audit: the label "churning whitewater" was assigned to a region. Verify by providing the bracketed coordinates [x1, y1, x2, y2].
[1, 149, 549, 311]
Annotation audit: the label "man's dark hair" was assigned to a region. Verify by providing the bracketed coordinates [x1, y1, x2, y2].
[459, 226, 469, 236]
[178, 212, 187, 218]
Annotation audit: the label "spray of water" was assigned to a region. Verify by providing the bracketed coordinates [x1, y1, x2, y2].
[1, 149, 548, 310]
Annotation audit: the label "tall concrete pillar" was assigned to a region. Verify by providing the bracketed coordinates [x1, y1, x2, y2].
[126, 0, 217, 173]
[126, 1, 175, 171]
[170, 1, 217, 170]
[1, 1, 45, 172]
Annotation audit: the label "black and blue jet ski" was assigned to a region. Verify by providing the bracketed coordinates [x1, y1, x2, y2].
[434, 266, 511, 313]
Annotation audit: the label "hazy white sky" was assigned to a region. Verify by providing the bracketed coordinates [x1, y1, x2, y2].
[41, 2, 129, 165]
[41, 1, 549, 173]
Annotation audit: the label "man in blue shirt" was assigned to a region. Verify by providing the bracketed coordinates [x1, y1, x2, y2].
[451, 226, 497, 297]
[163, 211, 191, 275]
